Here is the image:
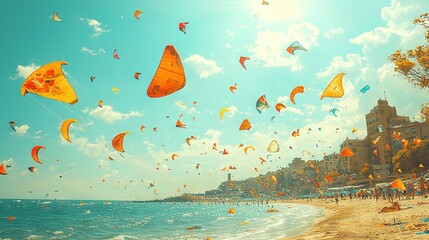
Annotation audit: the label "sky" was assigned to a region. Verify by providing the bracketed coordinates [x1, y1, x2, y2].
[1, 0, 428, 200]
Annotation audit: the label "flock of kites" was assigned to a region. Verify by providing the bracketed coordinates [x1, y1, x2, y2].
[2, 1, 401, 198]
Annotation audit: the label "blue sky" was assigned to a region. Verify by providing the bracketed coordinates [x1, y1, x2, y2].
[1, 0, 428, 200]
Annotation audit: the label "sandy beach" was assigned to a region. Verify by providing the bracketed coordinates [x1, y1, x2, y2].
[283, 197, 429, 240]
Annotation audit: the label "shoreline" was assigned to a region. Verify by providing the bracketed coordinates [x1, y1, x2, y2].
[283, 197, 429, 239]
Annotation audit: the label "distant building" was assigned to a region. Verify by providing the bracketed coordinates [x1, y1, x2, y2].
[322, 153, 341, 174]
[228, 173, 231, 182]
[340, 138, 371, 175]
[389, 121, 429, 154]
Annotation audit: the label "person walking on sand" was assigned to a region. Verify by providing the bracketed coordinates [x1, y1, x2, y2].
[334, 192, 339, 205]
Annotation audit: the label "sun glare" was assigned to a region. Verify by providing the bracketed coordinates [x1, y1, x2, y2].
[251, 0, 302, 22]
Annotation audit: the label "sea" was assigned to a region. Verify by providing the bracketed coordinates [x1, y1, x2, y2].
[0, 199, 323, 240]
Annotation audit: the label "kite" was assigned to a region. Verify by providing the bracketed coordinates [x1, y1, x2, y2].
[239, 56, 249, 70]
[419, 163, 425, 168]
[341, 146, 353, 157]
[52, 12, 62, 22]
[267, 140, 279, 153]
[90, 76, 95, 82]
[61, 118, 78, 142]
[113, 49, 120, 59]
[176, 119, 186, 128]
[134, 10, 143, 20]
[291, 129, 300, 137]
[223, 149, 229, 155]
[256, 95, 269, 113]
[112, 87, 120, 94]
[391, 178, 405, 190]
[286, 41, 307, 55]
[134, 72, 141, 80]
[108, 156, 114, 161]
[228, 165, 237, 169]
[373, 149, 378, 157]
[140, 125, 145, 132]
[219, 108, 230, 120]
[330, 108, 339, 117]
[193, 101, 197, 107]
[244, 145, 255, 154]
[185, 136, 196, 146]
[360, 85, 370, 93]
[414, 137, 422, 146]
[302, 150, 310, 157]
[9, 121, 16, 132]
[171, 154, 179, 160]
[320, 73, 345, 100]
[392, 131, 401, 140]
[270, 176, 277, 183]
[254, 167, 259, 172]
[21, 61, 78, 104]
[262, 0, 269, 5]
[378, 125, 384, 132]
[275, 103, 286, 112]
[270, 116, 276, 123]
[178, 22, 189, 34]
[147, 45, 186, 98]
[98, 100, 103, 107]
[368, 174, 374, 180]
[385, 143, 391, 150]
[259, 157, 267, 164]
[352, 128, 358, 133]
[28, 166, 35, 172]
[290, 86, 304, 104]
[229, 83, 237, 93]
[371, 136, 380, 145]
[153, 127, 158, 132]
[212, 143, 218, 151]
[0, 164, 7, 175]
[239, 119, 251, 131]
[31, 145, 46, 164]
[325, 176, 334, 183]
[112, 132, 131, 153]
[228, 208, 236, 214]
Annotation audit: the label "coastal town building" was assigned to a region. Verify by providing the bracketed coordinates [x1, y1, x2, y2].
[322, 153, 341, 174]
[339, 138, 371, 175]
[365, 99, 409, 177]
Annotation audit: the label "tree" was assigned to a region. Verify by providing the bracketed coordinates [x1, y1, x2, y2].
[392, 140, 429, 173]
[389, 13, 429, 122]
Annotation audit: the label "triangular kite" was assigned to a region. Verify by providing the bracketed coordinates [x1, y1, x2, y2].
[340, 146, 353, 157]
[239, 119, 251, 131]
[320, 73, 345, 100]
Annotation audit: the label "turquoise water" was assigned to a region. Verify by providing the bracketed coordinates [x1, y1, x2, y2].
[0, 199, 322, 240]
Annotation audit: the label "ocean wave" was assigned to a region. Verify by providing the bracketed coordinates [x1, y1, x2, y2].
[107, 235, 139, 240]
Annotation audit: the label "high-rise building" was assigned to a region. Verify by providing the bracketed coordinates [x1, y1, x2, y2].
[365, 99, 410, 177]
[228, 173, 231, 182]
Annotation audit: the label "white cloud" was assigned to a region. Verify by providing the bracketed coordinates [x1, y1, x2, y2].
[277, 96, 289, 103]
[317, 54, 366, 78]
[324, 28, 345, 39]
[9, 63, 39, 80]
[71, 135, 109, 157]
[226, 30, 234, 38]
[377, 63, 394, 82]
[350, 0, 422, 46]
[81, 47, 106, 56]
[285, 106, 303, 115]
[249, 22, 319, 70]
[83, 18, 110, 37]
[184, 54, 223, 78]
[84, 105, 143, 123]
[225, 43, 232, 48]
[15, 124, 30, 135]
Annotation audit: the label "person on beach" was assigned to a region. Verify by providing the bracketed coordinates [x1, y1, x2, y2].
[386, 185, 393, 203]
[334, 192, 339, 205]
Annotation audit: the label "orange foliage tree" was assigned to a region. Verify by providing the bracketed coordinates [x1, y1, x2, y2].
[389, 13, 429, 122]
